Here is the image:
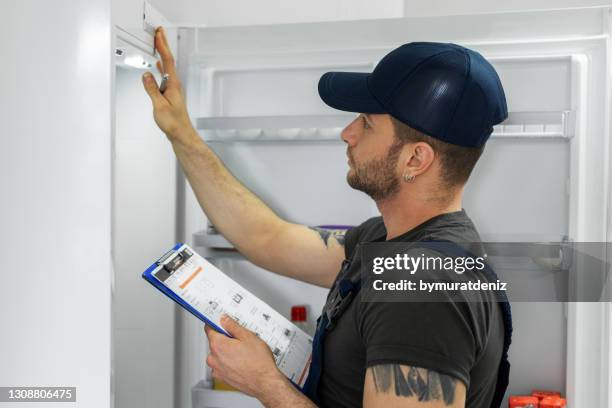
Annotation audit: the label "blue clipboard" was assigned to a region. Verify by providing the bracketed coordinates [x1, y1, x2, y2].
[142, 243, 312, 391]
[141, 243, 230, 336]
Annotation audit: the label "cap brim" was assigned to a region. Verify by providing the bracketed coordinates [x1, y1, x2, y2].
[318, 72, 386, 113]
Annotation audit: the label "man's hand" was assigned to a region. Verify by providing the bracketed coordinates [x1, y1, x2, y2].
[204, 315, 286, 400]
[141, 26, 194, 142]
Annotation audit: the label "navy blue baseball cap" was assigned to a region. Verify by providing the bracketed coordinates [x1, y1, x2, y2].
[318, 42, 507, 147]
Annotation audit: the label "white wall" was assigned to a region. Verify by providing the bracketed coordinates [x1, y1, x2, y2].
[0, 1, 111, 407]
[149, 0, 610, 26]
[149, 0, 403, 26]
[403, 0, 612, 17]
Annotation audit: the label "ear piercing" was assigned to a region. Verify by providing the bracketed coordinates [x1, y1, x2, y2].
[403, 173, 416, 183]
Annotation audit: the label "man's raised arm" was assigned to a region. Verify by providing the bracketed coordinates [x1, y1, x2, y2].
[141, 27, 344, 288]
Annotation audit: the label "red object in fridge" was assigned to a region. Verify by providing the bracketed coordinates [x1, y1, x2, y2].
[509, 396, 539, 408]
[291, 305, 307, 322]
[539, 397, 566, 408]
[532, 390, 562, 400]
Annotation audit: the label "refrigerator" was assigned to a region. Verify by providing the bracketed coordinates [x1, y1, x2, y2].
[111, 4, 612, 408]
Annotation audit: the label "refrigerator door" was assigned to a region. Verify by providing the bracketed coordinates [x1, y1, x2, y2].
[111, 9, 178, 407]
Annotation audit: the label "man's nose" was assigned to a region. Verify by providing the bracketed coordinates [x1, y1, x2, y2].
[340, 116, 361, 146]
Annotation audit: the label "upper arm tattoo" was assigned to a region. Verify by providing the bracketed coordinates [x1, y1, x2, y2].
[371, 365, 457, 405]
[309, 227, 346, 247]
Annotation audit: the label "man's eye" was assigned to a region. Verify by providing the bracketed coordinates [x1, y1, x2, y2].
[362, 116, 371, 129]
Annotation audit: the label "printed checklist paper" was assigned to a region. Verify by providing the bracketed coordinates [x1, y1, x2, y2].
[143, 244, 313, 387]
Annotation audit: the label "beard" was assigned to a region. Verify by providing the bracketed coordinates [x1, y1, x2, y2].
[346, 139, 404, 201]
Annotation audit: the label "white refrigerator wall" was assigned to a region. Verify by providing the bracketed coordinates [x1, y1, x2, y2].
[148, 0, 612, 26]
[112, 66, 177, 408]
[0, 1, 111, 407]
[150, 0, 404, 26]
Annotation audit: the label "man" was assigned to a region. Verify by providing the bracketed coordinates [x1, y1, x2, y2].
[142, 27, 510, 408]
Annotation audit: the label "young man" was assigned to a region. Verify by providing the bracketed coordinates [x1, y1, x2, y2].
[142, 27, 510, 408]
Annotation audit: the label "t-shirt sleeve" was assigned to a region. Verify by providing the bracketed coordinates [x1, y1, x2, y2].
[357, 299, 478, 387]
[344, 217, 381, 259]
[344, 226, 362, 260]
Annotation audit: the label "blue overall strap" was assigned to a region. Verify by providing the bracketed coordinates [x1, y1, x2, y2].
[419, 241, 513, 408]
[302, 313, 327, 405]
[302, 276, 361, 405]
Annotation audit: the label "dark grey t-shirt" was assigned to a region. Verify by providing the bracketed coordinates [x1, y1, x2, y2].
[317, 210, 505, 408]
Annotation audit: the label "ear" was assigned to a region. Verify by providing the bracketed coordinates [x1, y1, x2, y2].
[403, 142, 436, 177]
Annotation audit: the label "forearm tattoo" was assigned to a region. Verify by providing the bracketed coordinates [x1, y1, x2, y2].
[371, 365, 456, 405]
[309, 227, 346, 247]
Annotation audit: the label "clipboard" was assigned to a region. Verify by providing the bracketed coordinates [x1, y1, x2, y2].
[142, 243, 312, 387]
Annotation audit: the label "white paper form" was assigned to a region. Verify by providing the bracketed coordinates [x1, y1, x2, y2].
[150, 244, 312, 387]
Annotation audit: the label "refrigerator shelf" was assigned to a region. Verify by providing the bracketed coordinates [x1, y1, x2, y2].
[492, 111, 575, 140]
[195, 111, 575, 142]
[193, 229, 574, 270]
[193, 229, 235, 250]
[192, 381, 262, 408]
[196, 114, 350, 143]
[192, 230, 244, 260]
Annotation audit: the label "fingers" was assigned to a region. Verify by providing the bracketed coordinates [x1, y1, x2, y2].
[204, 323, 231, 346]
[206, 354, 216, 368]
[205, 324, 235, 370]
[156, 60, 164, 76]
[206, 355, 222, 380]
[204, 324, 221, 339]
[220, 314, 250, 340]
[154, 27, 177, 78]
[141, 72, 164, 106]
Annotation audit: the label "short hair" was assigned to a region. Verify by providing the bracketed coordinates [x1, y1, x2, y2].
[390, 116, 485, 187]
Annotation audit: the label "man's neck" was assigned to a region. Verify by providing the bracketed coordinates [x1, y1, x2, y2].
[376, 189, 463, 240]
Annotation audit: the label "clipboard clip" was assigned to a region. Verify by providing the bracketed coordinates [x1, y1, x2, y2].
[156, 246, 194, 272]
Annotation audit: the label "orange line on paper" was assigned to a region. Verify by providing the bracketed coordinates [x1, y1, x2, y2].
[298, 354, 312, 386]
[179, 266, 202, 289]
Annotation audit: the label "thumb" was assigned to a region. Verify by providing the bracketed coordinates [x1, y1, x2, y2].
[220, 315, 250, 340]
[141, 72, 164, 106]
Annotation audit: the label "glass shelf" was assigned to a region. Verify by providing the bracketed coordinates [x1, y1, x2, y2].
[192, 381, 262, 408]
[195, 111, 575, 142]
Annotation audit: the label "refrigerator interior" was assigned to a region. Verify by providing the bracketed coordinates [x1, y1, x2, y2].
[110, 6, 612, 408]
[178, 8, 611, 408]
